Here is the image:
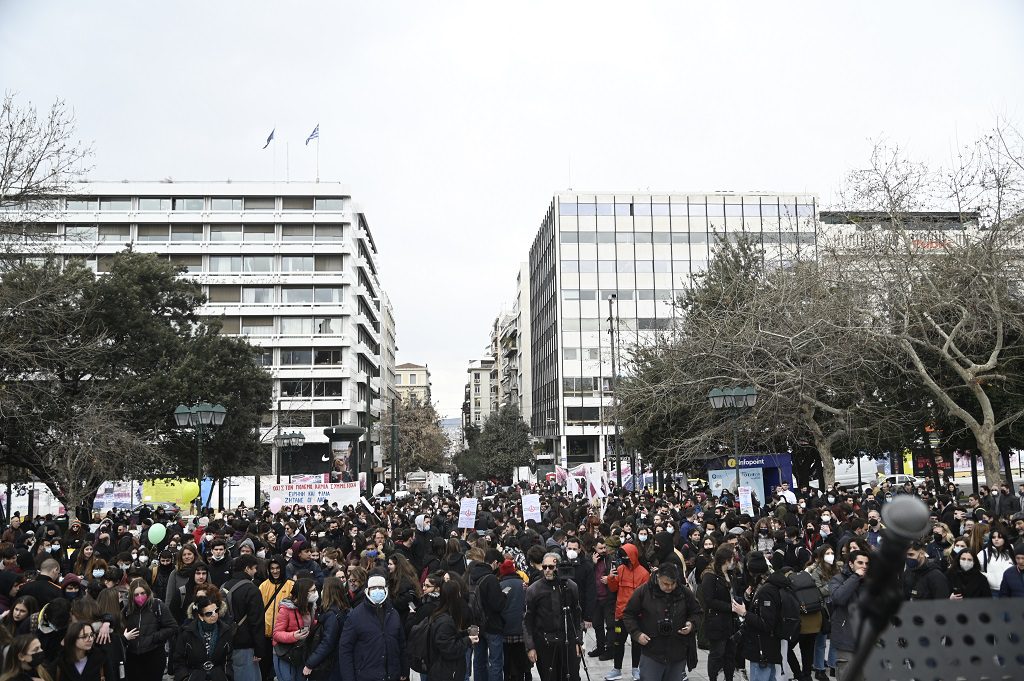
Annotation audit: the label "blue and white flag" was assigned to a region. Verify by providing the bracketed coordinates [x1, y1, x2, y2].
[262, 128, 275, 149]
[305, 124, 319, 146]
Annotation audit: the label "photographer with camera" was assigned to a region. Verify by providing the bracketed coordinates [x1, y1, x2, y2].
[606, 542, 650, 681]
[622, 562, 702, 681]
[523, 553, 583, 681]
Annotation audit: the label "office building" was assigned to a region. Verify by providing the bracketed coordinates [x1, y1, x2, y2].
[528, 192, 816, 471]
[29, 181, 394, 477]
[462, 358, 496, 429]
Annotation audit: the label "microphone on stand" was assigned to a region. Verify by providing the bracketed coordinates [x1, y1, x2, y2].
[843, 494, 929, 681]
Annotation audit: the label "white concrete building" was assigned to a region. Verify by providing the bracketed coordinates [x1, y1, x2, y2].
[528, 192, 817, 472]
[29, 181, 394, 478]
[395, 362, 431, 404]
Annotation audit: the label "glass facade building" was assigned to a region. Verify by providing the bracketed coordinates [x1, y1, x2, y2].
[529, 192, 816, 470]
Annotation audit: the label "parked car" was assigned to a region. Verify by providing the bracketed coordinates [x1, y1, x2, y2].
[132, 501, 181, 515]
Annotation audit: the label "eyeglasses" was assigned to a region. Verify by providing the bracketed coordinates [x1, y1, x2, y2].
[541, 565, 557, 571]
[200, 609, 218, 618]
[78, 632, 95, 640]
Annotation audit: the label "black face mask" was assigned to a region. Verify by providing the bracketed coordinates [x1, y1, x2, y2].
[30, 651, 44, 668]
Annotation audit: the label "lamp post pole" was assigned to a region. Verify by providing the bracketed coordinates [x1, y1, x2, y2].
[607, 295, 622, 489]
[390, 399, 399, 492]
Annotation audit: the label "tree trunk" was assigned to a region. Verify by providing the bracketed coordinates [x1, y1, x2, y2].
[818, 438, 837, 487]
[975, 427, 1007, 487]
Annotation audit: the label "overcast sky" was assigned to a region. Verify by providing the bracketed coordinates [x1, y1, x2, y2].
[2, 1, 1022, 418]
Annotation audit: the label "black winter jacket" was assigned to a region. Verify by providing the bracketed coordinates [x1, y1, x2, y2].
[622, 579, 702, 668]
[467, 561, 506, 634]
[499, 574, 526, 636]
[739, 572, 789, 665]
[425, 613, 470, 681]
[123, 597, 178, 655]
[222, 573, 266, 656]
[172, 618, 236, 681]
[699, 571, 737, 641]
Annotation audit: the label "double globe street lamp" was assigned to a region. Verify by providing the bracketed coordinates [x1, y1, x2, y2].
[274, 431, 306, 484]
[173, 403, 227, 510]
[708, 387, 758, 491]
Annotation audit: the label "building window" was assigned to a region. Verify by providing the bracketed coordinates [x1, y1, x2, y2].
[243, 256, 274, 272]
[241, 316, 274, 335]
[98, 225, 130, 241]
[209, 256, 242, 273]
[242, 287, 273, 304]
[282, 256, 313, 272]
[244, 197, 275, 211]
[281, 349, 313, 365]
[409, 374, 417, 385]
[314, 254, 343, 271]
[138, 198, 170, 211]
[280, 380, 312, 397]
[314, 317, 340, 334]
[314, 198, 344, 211]
[66, 199, 97, 211]
[315, 380, 345, 397]
[65, 225, 97, 241]
[282, 225, 314, 241]
[211, 197, 242, 211]
[172, 198, 204, 211]
[313, 410, 344, 427]
[316, 224, 344, 241]
[209, 285, 241, 303]
[281, 287, 314, 304]
[137, 225, 169, 242]
[282, 197, 314, 211]
[256, 349, 273, 366]
[99, 198, 131, 211]
[314, 349, 344, 365]
[243, 225, 275, 241]
[314, 287, 343, 303]
[171, 225, 203, 241]
[280, 317, 313, 335]
[209, 225, 242, 241]
[396, 375, 402, 385]
[169, 255, 202, 273]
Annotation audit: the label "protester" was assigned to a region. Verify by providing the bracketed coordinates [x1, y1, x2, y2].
[172, 593, 235, 681]
[337, 574, 406, 681]
[425, 581, 476, 681]
[122, 578, 177, 681]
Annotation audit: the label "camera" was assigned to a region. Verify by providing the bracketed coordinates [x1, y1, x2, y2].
[657, 618, 674, 636]
[556, 559, 575, 581]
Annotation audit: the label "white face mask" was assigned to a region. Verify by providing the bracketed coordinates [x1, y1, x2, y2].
[308, 591, 319, 604]
[823, 554, 835, 565]
[566, 549, 578, 561]
[959, 559, 974, 571]
[257, 550, 266, 559]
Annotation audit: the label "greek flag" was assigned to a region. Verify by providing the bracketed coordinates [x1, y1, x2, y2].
[262, 128, 275, 149]
[305, 124, 319, 146]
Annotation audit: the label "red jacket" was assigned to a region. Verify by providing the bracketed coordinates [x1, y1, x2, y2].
[607, 542, 650, 620]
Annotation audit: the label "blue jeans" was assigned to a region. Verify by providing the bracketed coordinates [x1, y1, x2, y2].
[748, 662, 776, 681]
[472, 632, 504, 681]
[273, 654, 300, 681]
[232, 648, 261, 681]
[813, 632, 836, 670]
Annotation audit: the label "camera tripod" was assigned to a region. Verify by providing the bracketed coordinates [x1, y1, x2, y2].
[554, 577, 591, 681]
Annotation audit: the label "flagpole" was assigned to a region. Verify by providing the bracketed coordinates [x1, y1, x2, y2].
[316, 136, 320, 183]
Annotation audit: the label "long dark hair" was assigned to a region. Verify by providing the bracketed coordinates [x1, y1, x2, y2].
[290, 578, 316, 617]
[431, 581, 468, 629]
[59, 622, 94, 665]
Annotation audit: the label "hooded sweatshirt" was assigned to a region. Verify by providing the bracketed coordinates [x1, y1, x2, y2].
[607, 542, 650, 620]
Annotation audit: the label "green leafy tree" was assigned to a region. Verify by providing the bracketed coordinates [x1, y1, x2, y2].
[475, 403, 533, 479]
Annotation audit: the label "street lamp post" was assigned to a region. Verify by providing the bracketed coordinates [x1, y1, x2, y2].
[273, 432, 306, 484]
[707, 387, 758, 492]
[174, 403, 227, 511]
[607, 294, 622, 489]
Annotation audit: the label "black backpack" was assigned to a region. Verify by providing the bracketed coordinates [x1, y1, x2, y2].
[789, 571, 823, 615]
[407, 617, 434, 673]
[773, 581, 802, 640]
[467, 575, 487, 627]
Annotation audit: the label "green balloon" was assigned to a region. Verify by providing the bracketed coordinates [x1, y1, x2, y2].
[147, 523, 166, 544]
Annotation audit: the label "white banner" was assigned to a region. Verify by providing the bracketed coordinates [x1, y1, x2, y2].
[738, 486, 754, 516]
[522, 494, 541, 522]
[458, 497, 478, 529]
[269, 481, 359, 509]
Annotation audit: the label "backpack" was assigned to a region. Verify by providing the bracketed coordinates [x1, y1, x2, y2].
[789, 571, 823, 615]
[467, 574, 487, 627]
[407, 616, 434, 673]
[772, 581, 802, 640]
[220, 580, 250, 626]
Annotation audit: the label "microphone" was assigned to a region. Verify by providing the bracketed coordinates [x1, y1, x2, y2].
[843, 495, 929, 681]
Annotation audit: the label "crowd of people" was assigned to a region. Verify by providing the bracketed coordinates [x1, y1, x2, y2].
[0, 474, 1020, 681]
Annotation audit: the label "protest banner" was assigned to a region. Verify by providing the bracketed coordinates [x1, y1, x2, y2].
[269, 481, 359, 509]
[458, 497, 479, 529]
[522, 494, 541, 522]
[738, 486, 754, 516]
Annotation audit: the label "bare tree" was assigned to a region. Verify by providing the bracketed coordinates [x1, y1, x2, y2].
[0, 93, 90, 246]
[824, 124, 1024, 487]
